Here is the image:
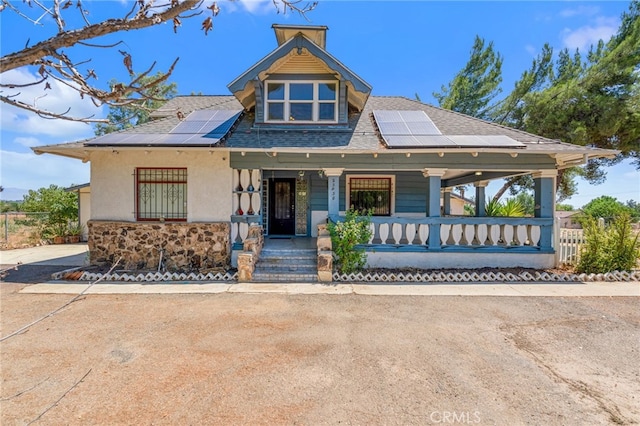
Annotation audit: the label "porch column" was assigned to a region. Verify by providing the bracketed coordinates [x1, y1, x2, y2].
[474, 181, 489, 217]
[423, 168, 447, 249]
[323, 168, 344, 219]
[533, 170, 556, 250]
[442, 188, 452, 216]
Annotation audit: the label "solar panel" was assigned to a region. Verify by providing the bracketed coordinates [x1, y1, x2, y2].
[447, 135, 524, 147]
[372, 110, 525, 149]
[373, 110, 442, 137]
[86, 109, 243, 146]
[171, 110, 242, 134]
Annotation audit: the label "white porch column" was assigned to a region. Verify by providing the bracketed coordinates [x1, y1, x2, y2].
[423, 168, 447, 249]
[323, 168, 344, 218]
[474, 180, 489, 217]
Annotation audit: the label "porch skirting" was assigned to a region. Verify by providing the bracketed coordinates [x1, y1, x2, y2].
[365, 251, 556, 270]
[88, 220, 231, 270]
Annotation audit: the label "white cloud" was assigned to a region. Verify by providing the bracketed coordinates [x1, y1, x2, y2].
[227, 0, 292, 16]
[0, 68, 102, 139]
[561, 17, 618, 51]
[524, 44, 537, 56]
[0, 149, 89, 192]
[559, 5, 600, 18]
[13, 137, 41, 147]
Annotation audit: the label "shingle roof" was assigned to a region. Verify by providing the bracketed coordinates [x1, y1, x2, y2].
[33, 95, 616, 158]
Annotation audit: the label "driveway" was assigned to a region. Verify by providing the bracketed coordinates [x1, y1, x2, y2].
[0, 243, 88, 283]
[1, 285, 638, 425]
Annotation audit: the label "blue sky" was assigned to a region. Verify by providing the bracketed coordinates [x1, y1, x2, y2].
[1, 0, 638, 207]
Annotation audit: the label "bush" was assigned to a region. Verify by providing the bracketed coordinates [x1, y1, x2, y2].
[577, 213, 640, 274]
[328, 209, 372, 274]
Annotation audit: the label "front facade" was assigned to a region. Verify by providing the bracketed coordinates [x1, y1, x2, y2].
[34, 24, 616, 272]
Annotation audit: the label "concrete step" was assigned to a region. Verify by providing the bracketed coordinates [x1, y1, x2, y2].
[253, 248, 318, 282]
[252, 272, 318, 283]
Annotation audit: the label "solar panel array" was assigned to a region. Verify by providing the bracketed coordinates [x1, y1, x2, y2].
[372, 110, 525, 149]
[88, 110, 243, 146]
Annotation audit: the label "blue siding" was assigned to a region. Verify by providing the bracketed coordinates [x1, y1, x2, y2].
[310, 171, 427, 214]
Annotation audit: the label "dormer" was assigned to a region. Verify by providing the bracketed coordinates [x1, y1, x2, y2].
[227, 24, 371, 128]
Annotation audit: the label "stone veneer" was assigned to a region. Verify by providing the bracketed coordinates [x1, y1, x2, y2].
[88, 221, 231, 270]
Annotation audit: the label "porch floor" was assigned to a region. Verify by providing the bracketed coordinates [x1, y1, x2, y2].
[263, 236, 317, 250]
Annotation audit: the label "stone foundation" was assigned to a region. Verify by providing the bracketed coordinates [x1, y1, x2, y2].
[88, 221, 231, 270]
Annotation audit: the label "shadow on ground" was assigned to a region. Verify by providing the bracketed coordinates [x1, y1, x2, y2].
[1, 265, 71, 284]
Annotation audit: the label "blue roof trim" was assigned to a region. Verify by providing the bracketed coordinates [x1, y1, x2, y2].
[227, 33, 372, 95]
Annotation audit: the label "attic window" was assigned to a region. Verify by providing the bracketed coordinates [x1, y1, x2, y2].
[265, 81, 337, 123]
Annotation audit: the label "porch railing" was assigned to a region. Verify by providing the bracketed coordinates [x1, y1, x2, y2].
[330, 215, 554, 252]
[231, 215, 262, 247]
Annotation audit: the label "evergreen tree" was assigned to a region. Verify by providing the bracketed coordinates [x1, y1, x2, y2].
[433, 36, 503, 119]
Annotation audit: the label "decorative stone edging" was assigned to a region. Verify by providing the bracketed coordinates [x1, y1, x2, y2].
[53, 269, 238, 282]
[333, 270, 640, 283]
[52, 268, 640, 283]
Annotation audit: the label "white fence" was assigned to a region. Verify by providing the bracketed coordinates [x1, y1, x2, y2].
[557, 228, 584, 265]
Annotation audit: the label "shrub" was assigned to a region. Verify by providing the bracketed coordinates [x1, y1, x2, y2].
[577, 213, 640, 274]
[328, 209, 372, 274]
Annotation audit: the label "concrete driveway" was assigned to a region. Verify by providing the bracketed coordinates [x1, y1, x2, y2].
[0, 243, 88, 283]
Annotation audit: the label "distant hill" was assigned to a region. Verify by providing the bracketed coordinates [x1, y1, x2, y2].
[0, 187, 27, 201]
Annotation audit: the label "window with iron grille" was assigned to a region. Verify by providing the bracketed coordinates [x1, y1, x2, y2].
[348, 177, 393, 216]
[136, 168, 187, 221]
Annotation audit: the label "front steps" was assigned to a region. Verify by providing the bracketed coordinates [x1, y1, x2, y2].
[252, 247, 317, 283]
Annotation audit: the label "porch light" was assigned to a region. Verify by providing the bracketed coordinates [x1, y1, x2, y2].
[406, 153, 411, 158]
[318, 170, 325, 178]
[510, 153, 518, 158]
[241, 151, 246, 156]
[306, 153, 310, 158]
[475, 171, 483, 176]
[471, 152, 478, 157]
[298, 170, 305, 178]
[373, 152, 378, 158]
[438, 152, 444, 157]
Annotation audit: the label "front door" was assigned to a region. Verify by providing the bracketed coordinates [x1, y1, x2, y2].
[269, 178, 295, 235]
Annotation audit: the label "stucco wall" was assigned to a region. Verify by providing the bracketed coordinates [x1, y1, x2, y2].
[90, 150, 232, 222]
[79, 187, 91, 241]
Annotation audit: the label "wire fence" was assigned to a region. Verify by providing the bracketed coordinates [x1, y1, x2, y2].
[0, 212, 49, 250]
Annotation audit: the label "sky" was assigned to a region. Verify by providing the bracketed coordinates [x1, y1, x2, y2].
[1, 0, 638, 208]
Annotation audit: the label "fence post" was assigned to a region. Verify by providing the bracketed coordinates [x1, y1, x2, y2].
[4, 212, 7, 242]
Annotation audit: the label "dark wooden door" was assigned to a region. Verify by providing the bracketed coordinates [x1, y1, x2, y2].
[269, 178, 295, 235]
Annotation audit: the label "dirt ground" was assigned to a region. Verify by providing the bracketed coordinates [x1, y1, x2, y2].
[1, 284, 638, 425]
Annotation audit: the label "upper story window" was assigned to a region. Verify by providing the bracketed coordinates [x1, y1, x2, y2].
[265, 81, 337, 123]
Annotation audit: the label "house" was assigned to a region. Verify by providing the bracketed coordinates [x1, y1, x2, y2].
[66, 183, 91, 241]
[556, 210, 583, 229]
[33, 24, 617, 274]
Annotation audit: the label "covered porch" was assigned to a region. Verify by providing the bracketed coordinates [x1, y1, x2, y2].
[229, 150, 558, 269]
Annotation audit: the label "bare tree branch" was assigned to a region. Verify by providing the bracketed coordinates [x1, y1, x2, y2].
[1, 0, 315, 123]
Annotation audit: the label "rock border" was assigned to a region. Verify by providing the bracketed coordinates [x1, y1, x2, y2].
[51, 268, 640, 283]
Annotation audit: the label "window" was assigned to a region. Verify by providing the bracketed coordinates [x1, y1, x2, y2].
[347, 176, 394, 216]
[136, 168, 187, 221]
[265, 81, 337, 123]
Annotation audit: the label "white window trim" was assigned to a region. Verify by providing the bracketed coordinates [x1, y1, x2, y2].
[265, 80, 338, 123]
[346, 174, 396, 216]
